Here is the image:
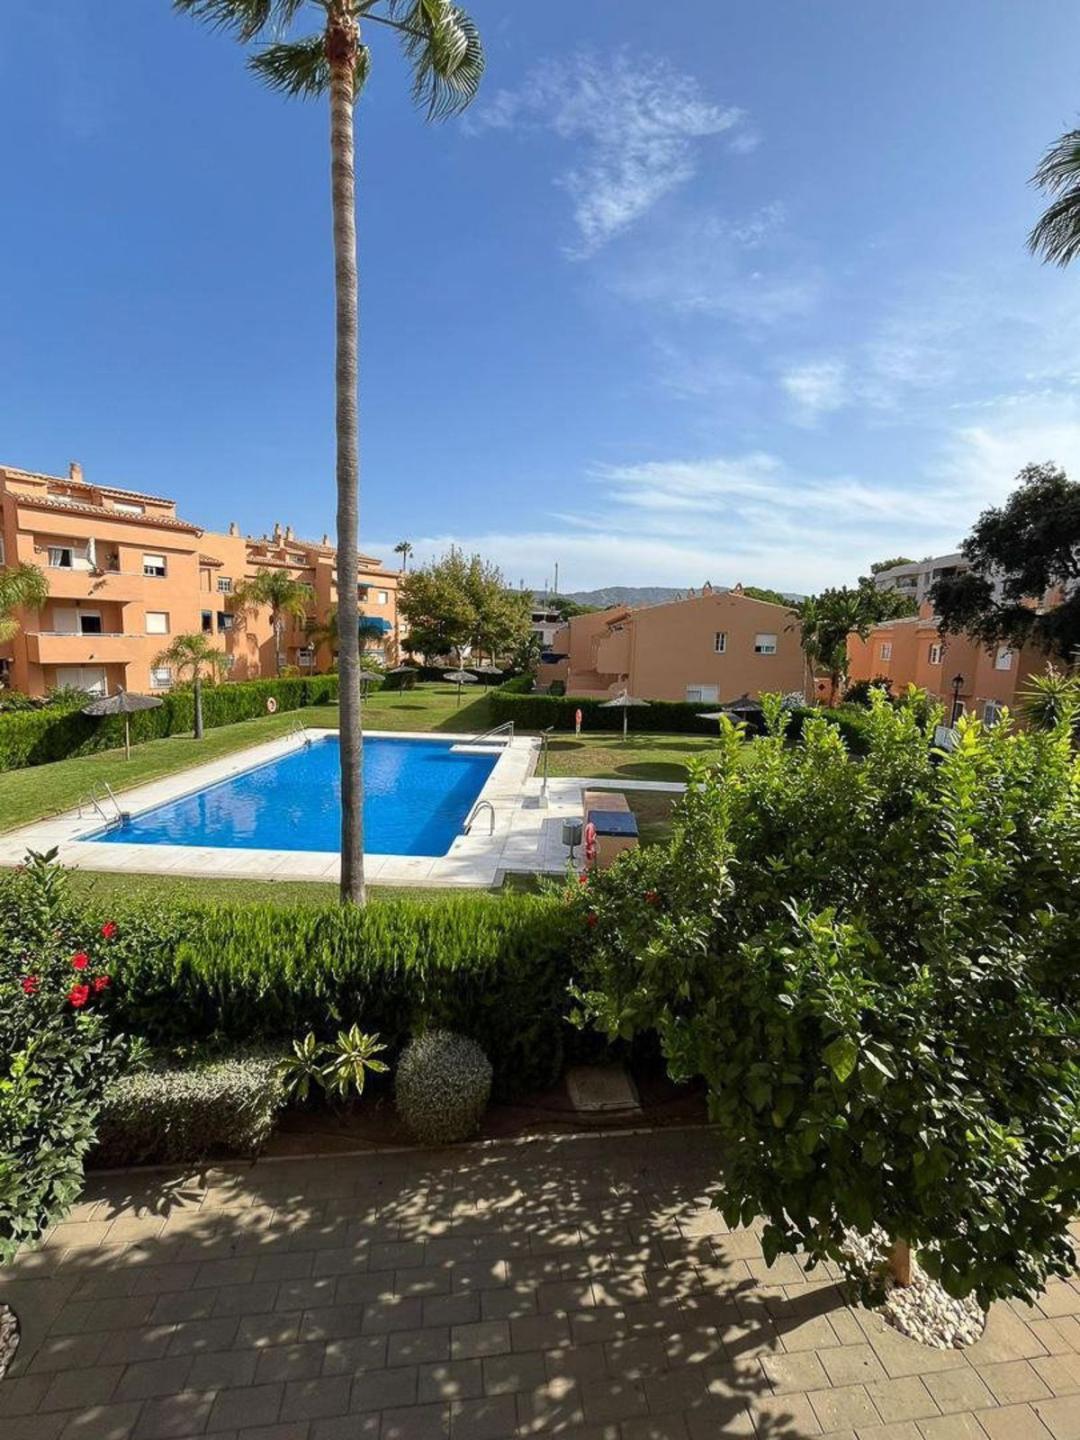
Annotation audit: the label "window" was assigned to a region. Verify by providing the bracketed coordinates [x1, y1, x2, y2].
[217, 576, 232, 594]
[0, 535, 5, 565]
[217, 612, 234, 632]
[377, 589, 389, 605]
[880, 642, 892, 662]
[994, 645, 1013, 671]
[201, 611, 214, 634]
[929, 642, 943, 665]
[113, 501, 144, 515]
[143, 553, 167, 578]
[983, 700, 1003, 726]
[686, 684, 719, 704]
[754, 633, 778, 655]
[56, 665, 106, 697]
[298, 648, 314, 668]
[79, 612, 102, 636]
[358, 585, 369, 600]
[714, 632, 727, 655]
[145, 612, 169, 636]
[150, 666, 172, 689]
[48, 546, 73, 569]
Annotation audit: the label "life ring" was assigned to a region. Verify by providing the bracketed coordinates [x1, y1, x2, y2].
[266, 697, 278, 714]
[584, 821, 597, 865]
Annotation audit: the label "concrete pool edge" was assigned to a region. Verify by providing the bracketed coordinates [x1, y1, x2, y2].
[0, 728, 586, 888]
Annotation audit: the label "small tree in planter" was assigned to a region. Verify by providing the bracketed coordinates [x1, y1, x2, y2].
[570, 693, 1080, 1307]
[0, 851, 129, 1260]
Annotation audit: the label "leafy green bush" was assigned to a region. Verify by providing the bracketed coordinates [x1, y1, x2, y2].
[0, 853, 129, 1260]
[0, 674, 339, 771]
[91, 1053, 287, 1167]
[571, 692, 1080, 1307]
[489, 678, 716, 734]
[396, 1029, 493, 1144]
[0, 878, 580, 1099]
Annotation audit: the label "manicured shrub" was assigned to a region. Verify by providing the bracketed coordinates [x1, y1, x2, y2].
[396, 1029, 492, 1144]
[0, 852, 129, 1260]
[571, 691, 1080, 1307]
[91, 1053, 287, 1167]
[0, 674, 339, 771]
[489, 678, 718, 734]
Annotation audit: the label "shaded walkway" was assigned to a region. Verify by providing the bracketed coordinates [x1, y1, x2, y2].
[1, 1129, 1078, 1439]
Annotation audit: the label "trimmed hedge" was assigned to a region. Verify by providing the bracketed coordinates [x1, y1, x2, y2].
[0, 882, 584, 1100]
[0, 674, 339, 772]
[489, 678, 718, 734]
[91, 1053, 287, 1167]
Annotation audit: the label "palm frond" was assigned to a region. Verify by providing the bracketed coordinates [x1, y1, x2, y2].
[249, 34, 329, 96]
[173, 0, 307, 43]
[386, 0, 484, 120]
[1029, 129, 1080, 266]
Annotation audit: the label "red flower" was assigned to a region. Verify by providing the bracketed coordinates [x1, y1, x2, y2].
[586, 912, 598, 929]
[644, 890, 660, 906]
[68, 983, 90, 1008]
[21, 975, 39, 995]
[93, 974, 110, 993]
[71, 952, 89, 971]
[100, 921, 118, 940]
[578, 873, 589, 885]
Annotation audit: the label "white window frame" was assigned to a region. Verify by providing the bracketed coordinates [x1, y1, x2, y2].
[145, 611, 170, 636]
[929, 642, 943, 665]
[150, 665, 172, 690]
[217, 576, 232, 594]
[686, 684, 719, 704]
[714, 631, 727, 655]
[297, 648, 314, 668]
[0, 535, 5, 565]
[880, 642, 892, 662]
[56, 665, 106, 697]
[754, 633, 778, 655]
[48, 546, 74, 569]
[994, 646, 1013, 671]
[983, 699, 1003, 726]
[78, 610, 103, 636]
[377, 589, 389, 605]
[143, 553, 167, 578]
[217, 611, 234, 632]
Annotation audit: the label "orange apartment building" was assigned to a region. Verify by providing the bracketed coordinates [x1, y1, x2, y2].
[847, 605, 1046, 724]
[0, 461, 400, 698]
[539, 586, 807, 704]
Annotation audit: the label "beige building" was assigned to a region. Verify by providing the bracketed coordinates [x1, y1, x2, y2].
[540, 586, 807, 704]
[0, 461, 401, 697]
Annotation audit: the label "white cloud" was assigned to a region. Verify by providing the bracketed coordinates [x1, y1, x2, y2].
[466, 52, 749, 256]
[780, 361, 850, 424]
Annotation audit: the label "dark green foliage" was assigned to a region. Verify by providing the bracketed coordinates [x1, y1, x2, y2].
[933, 462, 1080, 663]
[0, 674, 339, 772]
[570, 693, 1080, 1308]
[92, 1053, 287, 1167]
[490, 679, 717, 735]
[0, 879, 579, 1100]
[395, 1029, 493, 1144]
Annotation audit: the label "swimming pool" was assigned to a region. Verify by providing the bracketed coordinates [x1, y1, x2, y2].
[85, 736, 497, 858]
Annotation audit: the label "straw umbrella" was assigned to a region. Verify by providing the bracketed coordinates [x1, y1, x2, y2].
[600, 690, 650, 741]
[443, 669, 478, 708]
[472, 663, 503, 686]
[82, 688, 163, 761]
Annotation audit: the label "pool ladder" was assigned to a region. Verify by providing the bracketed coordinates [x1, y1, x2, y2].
[289, 717, 312, 748]
[77, 783, 126, 828]
[464, 800, 495, 836]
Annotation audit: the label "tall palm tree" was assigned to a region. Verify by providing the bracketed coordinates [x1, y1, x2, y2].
[394, 540, 413, 572]
[153, 633, 229, 739]
[175, 0, 484, 905]
[305, 604, 387, 664]
[1029, 127, 1080, 266]
[231, 568, 314, 677]
[0, 562, 49, 644]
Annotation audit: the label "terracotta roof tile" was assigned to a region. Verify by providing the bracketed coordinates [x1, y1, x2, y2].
[16, 494, 201, 535]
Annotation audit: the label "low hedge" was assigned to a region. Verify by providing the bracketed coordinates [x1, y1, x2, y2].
[91, 1053, 287, 1167]
[489, 678, 717, 734]
[0, 878, 584, 1100]
[785, 704, 873, 755]
[0, 674, 339, 772]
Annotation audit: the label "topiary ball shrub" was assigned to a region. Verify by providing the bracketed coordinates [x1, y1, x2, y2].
[395, 1029, 493, 1146]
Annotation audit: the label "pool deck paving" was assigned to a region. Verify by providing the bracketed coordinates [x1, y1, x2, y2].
[3, 1127, 1079, 1440]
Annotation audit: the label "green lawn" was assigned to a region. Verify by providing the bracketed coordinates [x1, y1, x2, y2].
[0, 682, 707, 835]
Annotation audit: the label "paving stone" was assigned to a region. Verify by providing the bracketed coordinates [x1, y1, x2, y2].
[132, 1391, 217, 1439]
[1032, 1351, 1080, 1395]
[418, 1360, 485, 1403]
[252, 1342, 325, 1384]
[206, 1382, 285, 1432]
[806, 1382, 879, 1431]
[450, 1321, 510, 1361]
[164, 1317, 238, 1355]
[56, 1400, 144, 1440]
[321, 1335, 389, 1374]
[864, 1376, 940, 1423]
[760, 1349, 831, 1394]
[388, 1328, 451, 1366]
[857, 1426, 924, 1440]
[237, 1313, 303, 1349]
[381, 1401, 452, 1440]
[187, 1347, 259, 1389]
[545, 1343, 609, 1384]
[817, 1344, 888, 1386]
[350, 1365, 419, 1412]
[0, 1372, 53, 1415]
[279, 1375, 352, 1422]
[448, 1394, 518, 1439]
[923, 1368, 996, 1414]
[917, 1414, 991, 1440]
[978, 1403, 1056, 1440]
[976, 1359, 1053, 1405]
[1033, 1393, 1080, 1439]
[748, 1390, 823, 1436]
[423, 1294, 481, 1329]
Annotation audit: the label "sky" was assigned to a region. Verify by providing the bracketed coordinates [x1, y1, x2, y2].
[3, 1, 1080, 595]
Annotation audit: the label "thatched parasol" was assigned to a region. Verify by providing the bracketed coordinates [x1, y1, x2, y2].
[82, 688, 163, 760]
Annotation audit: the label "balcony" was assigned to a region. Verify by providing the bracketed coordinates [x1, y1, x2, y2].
[25, 632, 141, 666]
[41, 566, 144, 602]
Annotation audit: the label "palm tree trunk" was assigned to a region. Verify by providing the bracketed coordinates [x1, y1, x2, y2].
[193, 673, 204, 741]
[328, 9, 364, 905]
[274, 613, 284, 676]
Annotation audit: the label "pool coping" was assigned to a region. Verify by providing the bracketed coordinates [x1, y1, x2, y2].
[0, 729, 547, 888]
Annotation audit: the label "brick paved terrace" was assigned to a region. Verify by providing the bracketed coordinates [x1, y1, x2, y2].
[1, 1129, 1078, 1440]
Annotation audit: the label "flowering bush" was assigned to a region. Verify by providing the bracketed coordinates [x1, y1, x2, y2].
[570, 691, 1080, 1308]
[0, 850, 129, 1261]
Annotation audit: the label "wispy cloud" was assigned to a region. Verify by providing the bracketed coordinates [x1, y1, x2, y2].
[780, 360, 850, 424]
[466, 52, 750, 256]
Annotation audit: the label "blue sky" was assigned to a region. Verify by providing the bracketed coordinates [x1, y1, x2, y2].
[3, 1, 1080, 594]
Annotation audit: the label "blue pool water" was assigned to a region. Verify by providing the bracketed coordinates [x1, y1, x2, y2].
[86, 737, 497, 857]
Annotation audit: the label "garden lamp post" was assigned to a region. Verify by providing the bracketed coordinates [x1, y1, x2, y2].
[951, 673, 964, 725]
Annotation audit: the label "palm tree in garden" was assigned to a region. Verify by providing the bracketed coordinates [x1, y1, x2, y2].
[175, 0, 484, 905]
[153, 633, 229, 740]
[1029, 127, 1080, 265]
[0, 563, 48, 643]
[394, 540, 413, 572]
[306, 604, 387, 664]
[231, 568, 314, 677]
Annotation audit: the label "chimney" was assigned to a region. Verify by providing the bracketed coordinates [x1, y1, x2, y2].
[284, 525, 294, 542]
[69, 461, 84, 484]
[272, 522, 282, 544]
[732, 582, 743, 594]
[322, 533, 330, 547]
[228, 521, 239, 537]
